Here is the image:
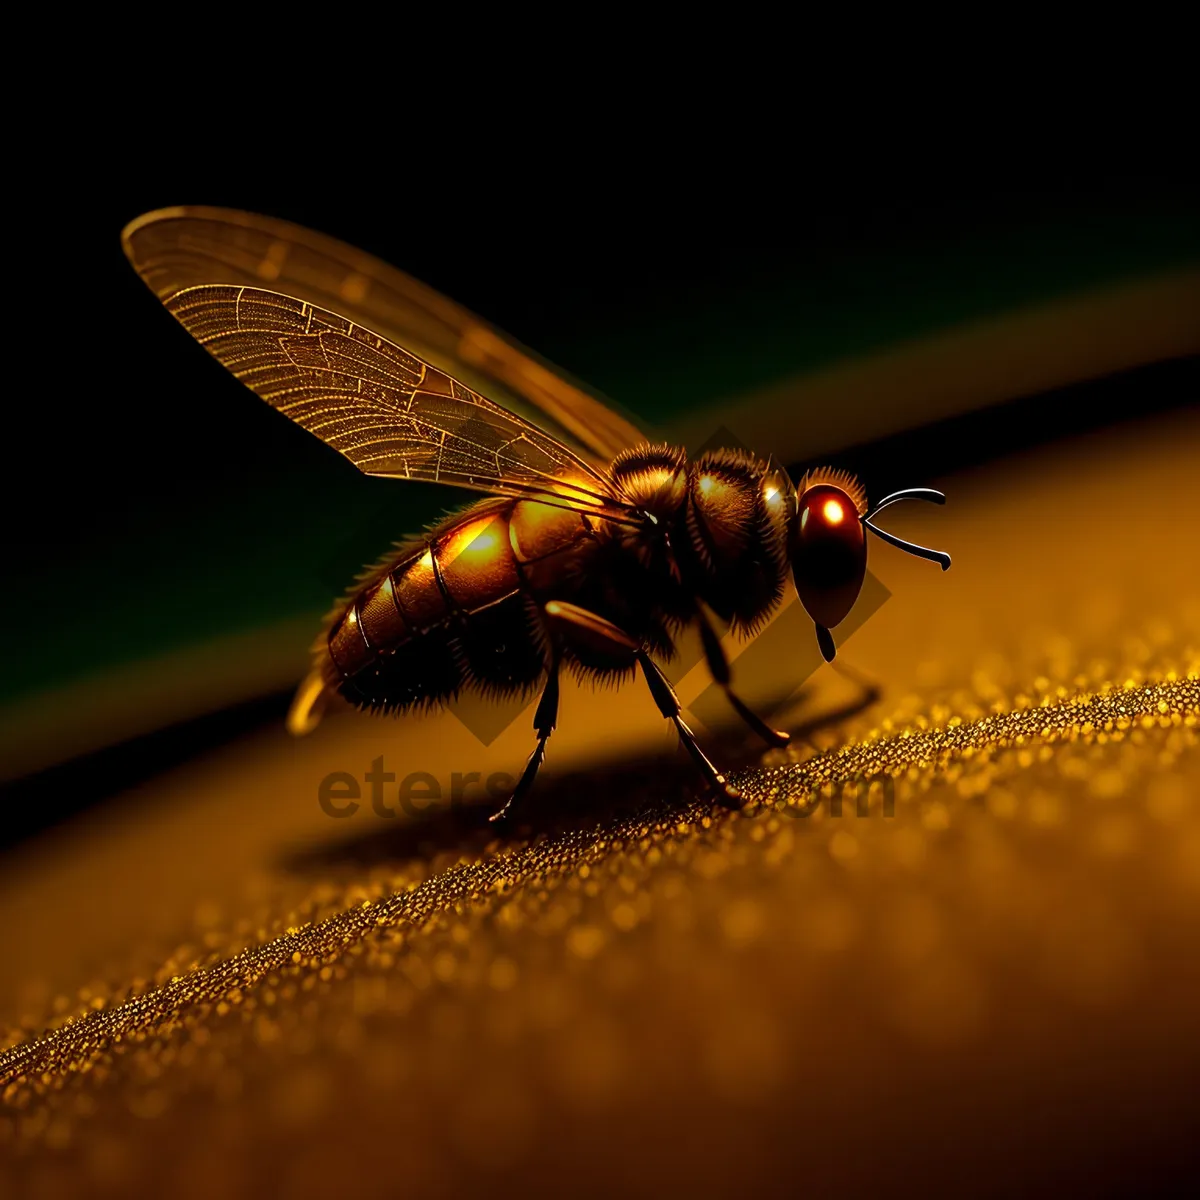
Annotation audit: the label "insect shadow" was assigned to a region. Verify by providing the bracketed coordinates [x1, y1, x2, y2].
[277, 668, 880, 875]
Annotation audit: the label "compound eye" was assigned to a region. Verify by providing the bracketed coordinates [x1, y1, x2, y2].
[805, 492, 850, 531]
[792, 485, 867, 629]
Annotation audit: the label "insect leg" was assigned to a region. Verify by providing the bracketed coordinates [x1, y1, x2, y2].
[637, 651, 743, 808]
[694, 604, 790, 749]
[543, 601, 741, 807]
[489, 657, 561, 824]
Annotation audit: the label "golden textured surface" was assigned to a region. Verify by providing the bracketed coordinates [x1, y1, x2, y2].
[2, 410, 1199, 1197]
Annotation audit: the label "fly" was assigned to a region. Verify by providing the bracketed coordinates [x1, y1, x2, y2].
[124, 207, 950, 822]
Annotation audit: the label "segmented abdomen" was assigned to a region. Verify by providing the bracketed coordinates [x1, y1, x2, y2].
[324, 498, 600, 712]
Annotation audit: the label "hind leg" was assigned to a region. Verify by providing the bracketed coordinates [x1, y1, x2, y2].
[489, 658, 560, 824]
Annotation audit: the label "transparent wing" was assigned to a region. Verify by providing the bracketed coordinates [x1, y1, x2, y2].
[122, 206, 649, 465]
[164, 284, 641, 524]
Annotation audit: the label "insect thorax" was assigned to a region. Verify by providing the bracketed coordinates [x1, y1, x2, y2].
[610, 444, 795, 635]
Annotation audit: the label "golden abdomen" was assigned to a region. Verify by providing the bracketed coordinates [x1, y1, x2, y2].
[324, 499, 599, 712]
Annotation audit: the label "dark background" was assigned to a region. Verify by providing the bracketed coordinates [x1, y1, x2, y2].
[13, 168, 1198, 571]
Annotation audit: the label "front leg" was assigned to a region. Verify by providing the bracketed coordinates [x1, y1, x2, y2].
[694, 602, 790, 749]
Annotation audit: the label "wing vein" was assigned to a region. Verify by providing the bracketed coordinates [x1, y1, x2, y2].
[161, 283, 640, 524]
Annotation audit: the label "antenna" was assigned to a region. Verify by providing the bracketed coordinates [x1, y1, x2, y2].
[862, 488, 952, 571]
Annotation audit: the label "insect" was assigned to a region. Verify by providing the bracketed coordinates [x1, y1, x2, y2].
[124, 208, 950, 822]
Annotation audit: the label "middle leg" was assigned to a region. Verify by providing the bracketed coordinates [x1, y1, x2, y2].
[544, 600, 742, 807]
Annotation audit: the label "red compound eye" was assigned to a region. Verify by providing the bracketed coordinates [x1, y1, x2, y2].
[792, 485, 867, 630]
